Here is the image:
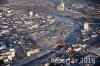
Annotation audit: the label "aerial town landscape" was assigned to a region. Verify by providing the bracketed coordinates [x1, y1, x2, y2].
[0, 0, 100, 66]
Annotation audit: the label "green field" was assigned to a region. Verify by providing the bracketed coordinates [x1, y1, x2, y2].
[39, 0, 80, 6]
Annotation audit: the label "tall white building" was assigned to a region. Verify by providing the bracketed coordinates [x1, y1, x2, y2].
[57, 0, 65, 11]
[84, 22, 89, 30]
[29, 11, 33, 18]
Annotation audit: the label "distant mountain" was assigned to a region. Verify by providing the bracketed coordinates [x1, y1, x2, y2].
[9, 0, 80, 6]
[9, 0, 38, 4]
[1, 0, 98, 7]
[0, 0, 9, 4]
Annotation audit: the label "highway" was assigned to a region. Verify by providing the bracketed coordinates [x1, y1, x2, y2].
[11, 46, 63, 66]
[11, 35, 100, 66]
[23, 46, 63, 66]
[23, 51, 55, 66]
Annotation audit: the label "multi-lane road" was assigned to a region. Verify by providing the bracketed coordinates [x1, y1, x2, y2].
[11, 46, 63, 66]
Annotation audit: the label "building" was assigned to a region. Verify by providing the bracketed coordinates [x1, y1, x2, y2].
[28, 11, 33, 18]
[74, 46, 81, 52]
[84, 22, 89, 30]
[57, 0, 65, 11]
